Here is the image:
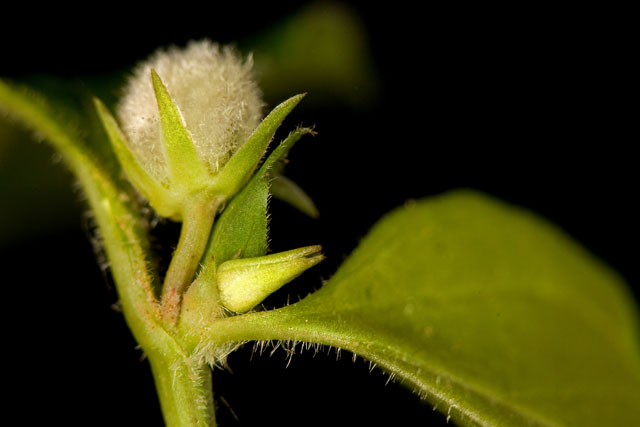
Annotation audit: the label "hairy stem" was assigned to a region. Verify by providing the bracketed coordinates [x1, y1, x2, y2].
[161, 195, 221, 323]
[149, 350, 216, 427]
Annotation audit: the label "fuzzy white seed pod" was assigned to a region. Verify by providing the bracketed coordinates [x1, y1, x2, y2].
[117, 40, 265, 184]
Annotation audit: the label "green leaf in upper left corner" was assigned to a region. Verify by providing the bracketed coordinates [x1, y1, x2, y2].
[0, 76, 125, 246]
[0, 77, 158, 344]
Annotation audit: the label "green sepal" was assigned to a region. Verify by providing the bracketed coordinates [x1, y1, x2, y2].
[217, 245, 324, 313]
[203, 127, 315, 267]
[150, 69, 210, 195]
[270, 174, 319, 218]
[212, 94, 305, 198]
[260, 127, 314, 175]
[92, 97, 176, 218]
[207, 173, 269, 267]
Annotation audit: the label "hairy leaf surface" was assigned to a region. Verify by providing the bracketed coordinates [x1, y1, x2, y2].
[211, 190, 640, 426]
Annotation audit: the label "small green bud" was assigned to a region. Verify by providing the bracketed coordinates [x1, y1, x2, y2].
[217, 246, 324, 313]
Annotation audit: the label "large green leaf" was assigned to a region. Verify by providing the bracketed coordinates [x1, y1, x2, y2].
[208, 190, 640, 426]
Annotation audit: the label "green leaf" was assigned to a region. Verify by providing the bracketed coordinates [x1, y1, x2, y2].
[205, 127, 314, 267]
[0, 77, 103, 245]
[207, 190, 640, 426]
[0, 79, 91, 167]
[270, 174, 319, 218]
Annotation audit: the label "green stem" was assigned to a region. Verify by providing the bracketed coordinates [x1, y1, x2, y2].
[149, 350, 216, 427]
[161, 195, 220, 323]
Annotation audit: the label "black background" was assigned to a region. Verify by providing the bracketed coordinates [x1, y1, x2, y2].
[1, 2, 636, 426]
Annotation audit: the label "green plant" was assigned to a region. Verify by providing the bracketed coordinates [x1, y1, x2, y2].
[1, 39, 639, 427]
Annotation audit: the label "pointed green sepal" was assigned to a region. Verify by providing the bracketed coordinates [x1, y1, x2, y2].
[206, 172, 269, 267]
[202, 127, 315, 268]
[212, 93, 306, 198]
[217, 245, 324, 313]
[92, 97, 178, 218]
[270, 174, 319, 218]
[260, 126, 314, 176]
[151, 69, 210, 193]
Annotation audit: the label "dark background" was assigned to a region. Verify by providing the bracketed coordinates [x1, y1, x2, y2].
[1, 2, 636, 425]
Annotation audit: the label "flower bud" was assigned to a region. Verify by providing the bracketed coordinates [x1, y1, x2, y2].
[217, 246, 324, 313]
[95, 40, 305, 220]
[117, 40, 264, 184]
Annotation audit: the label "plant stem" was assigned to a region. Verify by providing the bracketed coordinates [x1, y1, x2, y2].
[149, 349, 216, 427]
[161, 195, 220, 323]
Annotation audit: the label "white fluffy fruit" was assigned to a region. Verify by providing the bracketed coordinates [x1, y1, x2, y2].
[117, 40, 264, 184]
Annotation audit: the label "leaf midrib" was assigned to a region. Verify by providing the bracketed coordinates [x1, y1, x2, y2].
[211, 309, 562, 427]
